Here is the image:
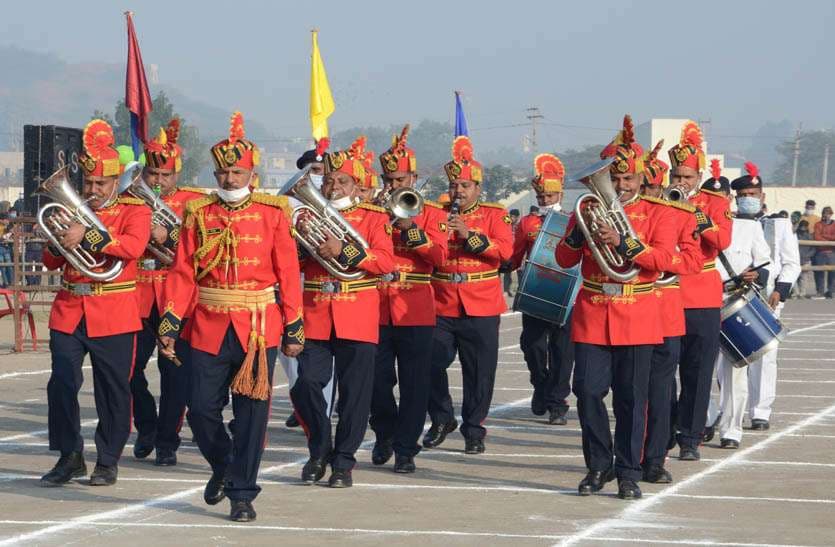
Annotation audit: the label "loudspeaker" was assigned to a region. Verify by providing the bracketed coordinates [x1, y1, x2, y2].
[23, 125, 84, 215]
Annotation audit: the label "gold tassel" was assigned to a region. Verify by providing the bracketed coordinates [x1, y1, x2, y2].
[250, 335, 271, 401]
[231, 330, 258, 397]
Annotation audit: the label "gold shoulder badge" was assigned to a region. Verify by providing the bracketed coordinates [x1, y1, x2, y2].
[178, 186, 208, 195]
[700, 188, 725, 199]
[186, 194, 219, 214]
[424, 199, 443, 209]
[358, 202, 388, 214]
[479, 201, 506, 210]
[641, 194, 696, 213]
[117, 197, 145, 206]
[251, 192, 290, 209]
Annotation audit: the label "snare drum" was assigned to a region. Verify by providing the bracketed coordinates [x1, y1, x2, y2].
[512, 210, 581, 326]
[719, 287, 786, 368]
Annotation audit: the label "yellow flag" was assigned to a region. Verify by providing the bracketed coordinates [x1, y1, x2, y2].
[310, 30, 335, 143]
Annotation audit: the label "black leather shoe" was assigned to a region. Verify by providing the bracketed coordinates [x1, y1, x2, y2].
[393, 454, 416, 473]
[301, 457, 328, 484]
[720, 438, 740, 449]
[617, 478, 642, 500]
[88, 463, 118, 486]
[204, 470, 227, 505]
[548, 407, 568, 425]
[371, 439, 394, 465]
[328, 468, 353, 488]
[578, 469, 614, 495]
[229, 500, 256, 522]
[154, 448, 177, 466]
[464, 438, 485, 454]
[667, 432, 678, 451]
[704, 414, 721, 443]
[531, 386, 546, 416]
[40, 452, 87, 487]
[678, 446, 700, 461]
[133, 437, 154, 459]
[422, 419, 458, 448]
[642, 465, 672, 484]
[285, 414, 300, 428]
[750, 419, 770, 431]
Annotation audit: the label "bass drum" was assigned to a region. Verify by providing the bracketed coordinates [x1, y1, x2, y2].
[512, 210, 581, 326]
[719, 287, 786, 368]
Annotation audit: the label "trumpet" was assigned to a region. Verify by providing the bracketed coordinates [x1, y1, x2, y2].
[36, 166, 124, 281]
[664, 185, 688, 202]
[379, 187, 424, 220]
[570, 158, 640, 283]
[280, 166, 370, 281]
[117, 161, 181, 266]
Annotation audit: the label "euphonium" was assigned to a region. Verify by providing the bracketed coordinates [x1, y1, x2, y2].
[570, 158, 640, 283]
[117, 161, 181, 266]
[280, 165, 370, 281]
[35, 166, 124, 281]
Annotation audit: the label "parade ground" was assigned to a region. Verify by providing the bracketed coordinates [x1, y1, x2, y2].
[0, 298, 832, 546]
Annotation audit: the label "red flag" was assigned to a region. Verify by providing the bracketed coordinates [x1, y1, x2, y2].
[125, 11, 153, 156]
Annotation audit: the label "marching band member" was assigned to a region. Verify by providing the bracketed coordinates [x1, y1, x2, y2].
[667, 121, 732, 461]
[40, 119, 151, 487]
[291, 136, 395, 488]
[158, 112, 304, 522]
[369, 125, 448, 472]
[556, 115, 677, 500]
[425, 136, 513, 454]
[639, 142, 702, 483]
[131, 119, 206, 466]
[743, 163, 801, 432]
[509, 153, 574, 425]
[711, 163, 772, 448]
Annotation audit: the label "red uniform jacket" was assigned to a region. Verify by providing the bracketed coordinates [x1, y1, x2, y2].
[136, 187, 206, 318]
[431, 201, 514, 318]
[379, 201, 448, 326]
[510, 212, 544, 270]
[43, 197, 151, 337]
[302, 202, 395, 344]
[680, 189, 733, 309]
[555, 196, 678, 346]
[160, 193, 303, 355]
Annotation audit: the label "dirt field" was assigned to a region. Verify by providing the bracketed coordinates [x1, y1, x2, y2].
[0, 299, 832, 546]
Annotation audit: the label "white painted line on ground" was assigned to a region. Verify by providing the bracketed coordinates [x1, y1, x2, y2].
[554, 401, 835, 547]
[0, 365, 92, 381]
[786, 320, 835, 335]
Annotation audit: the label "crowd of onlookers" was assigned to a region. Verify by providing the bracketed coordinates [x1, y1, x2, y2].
[791, 200, 834, 299]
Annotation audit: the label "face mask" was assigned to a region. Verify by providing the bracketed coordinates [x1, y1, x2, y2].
[216, 185, 251, 204]
[806, 208, 815, 215]
[329, 195, 356, 210]
[736, 196, 761, 215]
[549, 203, 562, 212]
[309, 174, 324, 188]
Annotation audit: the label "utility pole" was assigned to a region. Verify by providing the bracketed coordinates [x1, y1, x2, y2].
[525, 107, 544, 155]
[791, 123, 802, 187]
[823, 139, 830, 187]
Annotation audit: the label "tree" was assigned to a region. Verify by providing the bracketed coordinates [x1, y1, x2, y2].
[92, 91, 207, 184]
[772, 130, 835, 186]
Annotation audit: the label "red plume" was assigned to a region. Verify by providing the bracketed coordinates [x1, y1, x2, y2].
[648, 139, 664, 161]
[452, 136, 474, 162]
[622, 115, 635, 145]
[710, 158, 721, 180]
[165, 118, 181, 145]
[744, 161, 759, 179]
[680, 121, 703, 148]
[315, 137, 330, 156]
[228, 111, 245, 144]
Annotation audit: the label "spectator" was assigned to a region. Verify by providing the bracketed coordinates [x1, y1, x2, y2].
[812, 206, 835, 298]
[790, 210, 802, 231]
[795, 220, 816, 297]
[0, 213, 12, 287]
[777, 210, 789, 219]
[529, 205, 539, 215]
[800, 199, 820, 232]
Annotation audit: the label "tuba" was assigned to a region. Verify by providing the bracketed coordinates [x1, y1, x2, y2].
[280, 166, 370, 281]
[36, 166, 124, 281]
[117, 161, 181, 266]
[570, 158, 640, 283]
[379, 187, 424, 220]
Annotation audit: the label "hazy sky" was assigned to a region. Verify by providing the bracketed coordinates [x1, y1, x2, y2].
[3, 0, 834, 151]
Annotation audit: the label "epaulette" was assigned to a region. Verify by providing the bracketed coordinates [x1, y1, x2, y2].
[699, 188, 726, 199]
[185, 194, 219, 214]
[424, 199, 444, 209]
[178, 186, 208, 195]
[358, 202, 388, 214]
[641, 194, 696, 213]
[479, 201, 507, 210]
[251, 192, 290, 209]
[117, 197, 145, 206]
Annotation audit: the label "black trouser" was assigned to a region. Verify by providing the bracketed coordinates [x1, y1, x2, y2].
[428, 315, 500, 441]
[520, 313, 573, 412]
[370, 324, 434, 458]
[188, 326, 276, 502]
[131, 303, 192, 451]
[643, 336, 680, 467]
[677, 308, 721, 449]
[292, 335, 376, 471]
[572, 342, 653, 481]
[47, 320, 136, 467]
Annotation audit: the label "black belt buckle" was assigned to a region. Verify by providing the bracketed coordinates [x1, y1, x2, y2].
[321, 281, 340, 293]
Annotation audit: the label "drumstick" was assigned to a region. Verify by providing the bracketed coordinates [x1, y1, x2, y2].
[724, 261, 771, 292]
